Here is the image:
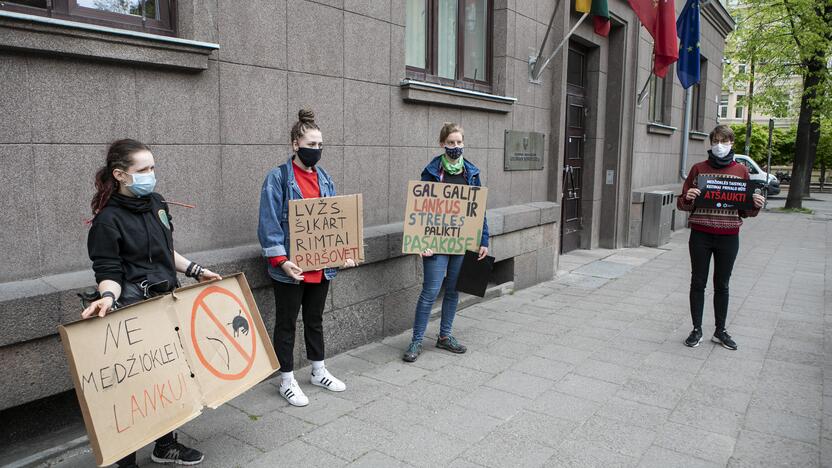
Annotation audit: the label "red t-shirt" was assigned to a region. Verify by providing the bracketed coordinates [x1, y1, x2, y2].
[268, 161, 323, 283]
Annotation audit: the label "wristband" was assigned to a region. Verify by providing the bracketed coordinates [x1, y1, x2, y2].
[101, 291, 116, 304]
[186, 263, 203, 279]
[276, 259, 288, 267]
[185, 261, 196, 277]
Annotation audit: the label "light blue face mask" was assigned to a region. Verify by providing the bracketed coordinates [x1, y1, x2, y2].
[126, 171, 156, 197]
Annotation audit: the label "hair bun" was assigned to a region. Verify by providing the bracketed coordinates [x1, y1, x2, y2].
[298, 109, 316, 124]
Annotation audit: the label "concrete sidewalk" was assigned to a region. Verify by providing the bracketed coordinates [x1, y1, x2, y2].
[46, 194, 830, 468]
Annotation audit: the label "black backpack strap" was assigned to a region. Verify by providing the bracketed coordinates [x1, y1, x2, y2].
[280, 163, 289, 212]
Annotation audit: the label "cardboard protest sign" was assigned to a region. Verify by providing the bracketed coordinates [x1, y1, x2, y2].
[694, 175, 756, 211]
[59, 273, 278, 466]
[288, 194, 364, 272]
[402, 181, 488, 255]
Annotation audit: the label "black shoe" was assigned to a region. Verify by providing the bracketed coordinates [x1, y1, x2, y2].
[403, 341, 422, 362]
[151, 434, 204, 465]
[684, 328, 703, 347]
[436, 336, 467, 354]
[712, 329, 738, 350]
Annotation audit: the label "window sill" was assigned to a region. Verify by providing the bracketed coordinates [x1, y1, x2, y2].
[646, 122, 677, 136]
[399, 79, 516, 113]
[0, 10, 218, 71]
[689, 131, 708, 141]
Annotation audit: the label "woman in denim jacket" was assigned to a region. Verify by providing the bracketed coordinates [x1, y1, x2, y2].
[403, 122, 489, 363]
[258, 109, 354, 407]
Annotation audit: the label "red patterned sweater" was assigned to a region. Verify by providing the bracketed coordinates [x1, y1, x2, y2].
[677, 160, 760, 235]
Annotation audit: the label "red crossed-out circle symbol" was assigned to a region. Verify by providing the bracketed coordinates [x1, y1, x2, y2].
[190, 286, 256, 380]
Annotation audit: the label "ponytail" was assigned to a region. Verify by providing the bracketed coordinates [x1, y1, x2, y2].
[90, 139, 151, 216]
[91, 166, 117, 216]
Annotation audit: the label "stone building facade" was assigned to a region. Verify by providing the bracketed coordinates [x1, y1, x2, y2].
[0, 0, 732, 411]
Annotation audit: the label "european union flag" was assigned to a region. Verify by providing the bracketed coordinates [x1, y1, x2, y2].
[676, 0, 701, 89]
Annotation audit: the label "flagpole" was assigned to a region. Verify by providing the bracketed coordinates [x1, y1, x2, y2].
[530, 0, 564, 80]
[637, 51, 655, 106]
[532, 12, 589, 81]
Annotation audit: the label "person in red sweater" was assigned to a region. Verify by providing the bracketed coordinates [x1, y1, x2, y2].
[677, 125, 765, 350]
[257, 109, 355, 407]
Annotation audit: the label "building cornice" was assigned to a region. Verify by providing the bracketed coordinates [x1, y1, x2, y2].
[702, 0, 736, 38]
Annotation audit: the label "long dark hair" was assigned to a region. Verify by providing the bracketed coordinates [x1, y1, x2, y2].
[91, 139, 151, 216]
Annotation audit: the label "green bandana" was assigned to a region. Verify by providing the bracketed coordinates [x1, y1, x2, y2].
[441, 154, 465, 175]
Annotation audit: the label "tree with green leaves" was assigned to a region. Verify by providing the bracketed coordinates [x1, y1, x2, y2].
[723, 0, 832, 208]
[729, 123, 797, 167]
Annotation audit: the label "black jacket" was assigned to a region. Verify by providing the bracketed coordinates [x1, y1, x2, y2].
[87, 192, 177, 291]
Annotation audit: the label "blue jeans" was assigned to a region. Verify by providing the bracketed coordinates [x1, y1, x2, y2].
[411, 254, 464, 343]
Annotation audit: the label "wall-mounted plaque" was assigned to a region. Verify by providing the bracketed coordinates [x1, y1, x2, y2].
[504, 130, 545, 171]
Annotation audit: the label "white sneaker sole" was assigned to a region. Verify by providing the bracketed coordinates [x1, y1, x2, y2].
[282, 396, 309, 407]
[279, 386, 309, 406]
[684, 337, 702, 348]
[311, 378, 346, 392]
[711, 336, 737, 350]
[150, 454, 205, 465]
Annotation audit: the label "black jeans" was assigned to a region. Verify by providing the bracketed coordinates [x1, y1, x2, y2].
[272, 279, 330, 373]
[688, 229, 739, 331]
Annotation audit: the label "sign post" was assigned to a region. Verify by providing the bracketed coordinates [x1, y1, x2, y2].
[59, 274, 278, 466]
[766, 118, 774, 207]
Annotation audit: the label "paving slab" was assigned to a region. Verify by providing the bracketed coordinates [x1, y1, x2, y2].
[461, 431, 556, 468]
[728, 429, 819, 468]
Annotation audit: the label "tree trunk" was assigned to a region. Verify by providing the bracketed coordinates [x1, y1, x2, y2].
[803, 118, 821, 196]
[744, 58, 755, 156]
[786, 64, 822, 208]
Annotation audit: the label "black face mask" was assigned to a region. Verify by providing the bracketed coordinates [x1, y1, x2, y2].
[296, 147, 322, 167]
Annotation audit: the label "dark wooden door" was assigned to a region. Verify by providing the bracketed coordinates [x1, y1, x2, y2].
[561, 47, 587, 253]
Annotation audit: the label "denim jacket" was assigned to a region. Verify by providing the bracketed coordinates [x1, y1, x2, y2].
[258, 157, 338, 283]
[421, 155, 490, 247]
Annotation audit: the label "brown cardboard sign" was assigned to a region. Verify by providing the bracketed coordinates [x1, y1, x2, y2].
[288, 194, 364, 272]
[402, 181, 488, 255]
[58, 273, 279, 466]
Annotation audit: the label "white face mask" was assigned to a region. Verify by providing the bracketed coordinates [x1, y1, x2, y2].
[711, 143, 732, 159]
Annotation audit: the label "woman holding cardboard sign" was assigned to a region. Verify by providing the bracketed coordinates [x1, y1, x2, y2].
[677, 125, 765, 351]
[82, 139, 220, 467]
[403, 123, 489, 363]
[258, 109, 355, 407]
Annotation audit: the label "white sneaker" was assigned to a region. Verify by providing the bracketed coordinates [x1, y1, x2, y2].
[279, 379, 309, 407]
[310, 367, 346, 392]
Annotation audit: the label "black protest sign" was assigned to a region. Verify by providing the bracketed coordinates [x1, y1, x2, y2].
[694, 175, 756, 211]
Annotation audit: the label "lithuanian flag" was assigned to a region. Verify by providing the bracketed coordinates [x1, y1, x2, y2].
[576, 0, 611, 37]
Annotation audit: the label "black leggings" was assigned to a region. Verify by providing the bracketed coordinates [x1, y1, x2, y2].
[272, 279, 330, 373]
[688, 229, 739, 331]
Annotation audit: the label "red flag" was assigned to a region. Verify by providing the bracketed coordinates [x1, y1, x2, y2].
[628, 0, 678, 77]
[593, 16, 611, 37]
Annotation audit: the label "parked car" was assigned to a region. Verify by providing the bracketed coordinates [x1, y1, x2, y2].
[733, 154, 781, 196]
